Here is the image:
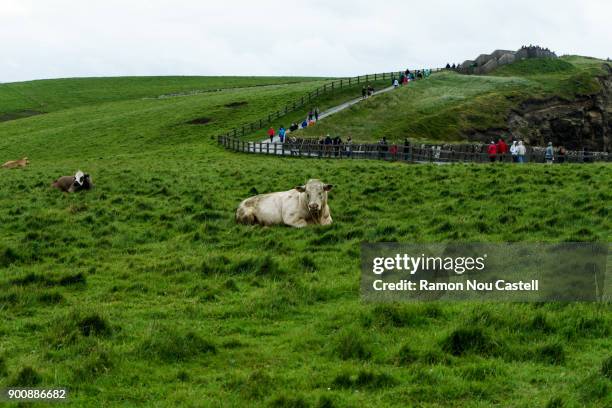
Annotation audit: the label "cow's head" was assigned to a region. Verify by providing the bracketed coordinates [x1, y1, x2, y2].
[74, 170, 85, 186]
[295, 179, 333, 214]
[82, 174, 93, 189]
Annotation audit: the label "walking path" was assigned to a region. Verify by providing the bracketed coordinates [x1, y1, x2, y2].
[263, 85, 396, 143]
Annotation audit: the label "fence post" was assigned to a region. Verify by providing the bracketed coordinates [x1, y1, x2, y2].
[340, 79, 343, 88]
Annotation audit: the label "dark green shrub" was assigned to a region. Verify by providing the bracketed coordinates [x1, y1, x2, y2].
[139, 328, 216, 362]
[10, 366, 42, 387]
[441, 327, 495, 356]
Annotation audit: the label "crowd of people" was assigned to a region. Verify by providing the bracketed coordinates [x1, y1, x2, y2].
[267, 107, 322, 142]
[270, 132, 582, 163]
[485, 139, 564, 163]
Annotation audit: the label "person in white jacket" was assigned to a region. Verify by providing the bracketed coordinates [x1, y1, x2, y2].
[510, 141, 519, 163]
[517, 141, 527, 163]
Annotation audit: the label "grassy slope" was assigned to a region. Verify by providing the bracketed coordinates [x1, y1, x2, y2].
[0, 75, 611, 407]
[243, 78, 392, 142]
[295, 56, 610, 143]
[0, 76, 327, 117]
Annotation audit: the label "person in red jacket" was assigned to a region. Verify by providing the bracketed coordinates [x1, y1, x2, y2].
[487, 141, 497, 162]
[267, 127, 275, 143]
[496, 138, 508, 162]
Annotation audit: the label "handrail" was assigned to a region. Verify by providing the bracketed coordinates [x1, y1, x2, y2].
[217, 135, 610, 164]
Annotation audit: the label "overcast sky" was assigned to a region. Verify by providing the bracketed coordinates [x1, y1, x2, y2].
[1, 0, 610, 82]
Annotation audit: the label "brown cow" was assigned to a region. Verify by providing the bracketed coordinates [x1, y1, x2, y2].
[2, 157, 29, 169]
[52, 170, 94, 193]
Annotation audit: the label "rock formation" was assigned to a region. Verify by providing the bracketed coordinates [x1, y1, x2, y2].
[464, 64, 612, 152]
[460, 46, 557, 75]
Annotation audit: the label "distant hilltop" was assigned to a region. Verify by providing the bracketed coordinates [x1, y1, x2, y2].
[460, 46, 557, 75]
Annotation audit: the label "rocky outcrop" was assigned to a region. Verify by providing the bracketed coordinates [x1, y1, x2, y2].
[460, 46, 557, 75]
[465, 64, 612, 152]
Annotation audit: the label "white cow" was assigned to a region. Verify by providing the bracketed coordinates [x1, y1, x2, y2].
[236, 179, 333, 228]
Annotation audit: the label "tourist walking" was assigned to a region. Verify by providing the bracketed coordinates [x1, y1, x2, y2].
[324, 134, 333, 157]
[267, 127, 275, 143]
[496, 138, 508, 162]
[545, 142, 554, 164]
[278, 126, 286, 143]
[557, 146, 566, 163]
[510, 141, 519, 162]
[389, 144, 398, 159]
[333, 136, 342, 157]
[487, 141, 497, 162]
[362, 86, 367, 99]
[345, 135, 353, 158]
[403, 138, 411, 160]
[378, 137, 388, 159]
[314, 107, 320, 121]
[517, 141, 526, 163]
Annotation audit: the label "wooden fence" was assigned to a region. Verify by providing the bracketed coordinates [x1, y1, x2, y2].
[215, 69, 443, 140]
[218, 136, 610, 164]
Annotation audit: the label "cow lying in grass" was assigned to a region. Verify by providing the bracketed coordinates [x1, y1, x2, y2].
[52, 170, 94, 193]
[236, 179, 333, 227]
[2, 157, 29, 169]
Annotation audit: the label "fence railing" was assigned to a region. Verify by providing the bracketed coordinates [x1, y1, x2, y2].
[214, 69, 443, 140]
[218, 136, 610, 164]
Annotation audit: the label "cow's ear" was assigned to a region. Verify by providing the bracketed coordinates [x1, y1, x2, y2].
[324, 184, 333, 191]
[295, 185, 306, 192]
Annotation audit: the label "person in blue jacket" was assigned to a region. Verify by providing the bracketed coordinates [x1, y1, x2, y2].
[278, 126, 286, 143]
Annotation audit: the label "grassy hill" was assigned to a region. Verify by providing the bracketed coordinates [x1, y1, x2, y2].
[0, 76, 328, 121]
[0, 73, 611, 407]
[294, 56, 610, 143]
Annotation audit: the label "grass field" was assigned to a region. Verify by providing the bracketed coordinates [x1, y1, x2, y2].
[0, 72, 611, 407]
[0, 76, 329, 121]
[294, 56, 611, 143]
